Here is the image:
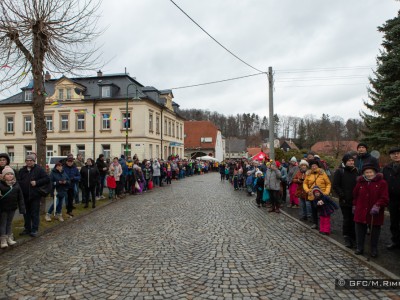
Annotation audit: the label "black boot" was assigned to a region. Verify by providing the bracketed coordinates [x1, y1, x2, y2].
[344, 236, 352, 248]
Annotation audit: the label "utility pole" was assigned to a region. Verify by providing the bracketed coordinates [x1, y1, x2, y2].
[268, 66, 275, 161]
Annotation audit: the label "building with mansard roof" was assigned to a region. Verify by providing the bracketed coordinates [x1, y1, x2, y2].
[0, 71, 185, 164]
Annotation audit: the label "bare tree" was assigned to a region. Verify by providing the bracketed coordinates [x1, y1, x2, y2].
[0, 0, 102, 167]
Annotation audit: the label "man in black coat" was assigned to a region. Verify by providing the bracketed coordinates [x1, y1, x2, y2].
[332, 154, 358, 248]
[383, 147, 400, 250]
[17, 154, 50, 237]
[81, 158, 100, 208]
[96, 154, 108, 199]
[354, 142, 379, 175]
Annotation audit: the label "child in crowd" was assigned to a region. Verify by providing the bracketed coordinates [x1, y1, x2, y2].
[0, 166, 25, 248]
[166, 165, 172, 185]
[246, 171, 254, 196]
[312, 186, 338, 235]
[106, 170, 117, 200]
[254, 171, 264, 208]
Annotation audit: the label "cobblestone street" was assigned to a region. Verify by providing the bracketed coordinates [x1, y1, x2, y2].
[0, 173, 399, 299]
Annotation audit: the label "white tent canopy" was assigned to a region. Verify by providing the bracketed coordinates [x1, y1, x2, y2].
[198, 155, 219, 162]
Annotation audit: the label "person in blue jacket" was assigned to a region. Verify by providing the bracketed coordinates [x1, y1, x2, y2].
[46, 163, 69, 222]
[63, 157, 81, 217]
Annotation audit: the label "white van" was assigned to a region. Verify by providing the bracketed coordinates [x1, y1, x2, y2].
[46, 156, 67, 173]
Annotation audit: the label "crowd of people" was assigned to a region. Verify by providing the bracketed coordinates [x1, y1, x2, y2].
[0, 152, 216, 247]
[221, 143, 400, 258]
[0, 142, 399, 259]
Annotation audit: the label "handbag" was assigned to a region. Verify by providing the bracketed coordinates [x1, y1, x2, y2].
[262, 189, 270, 202]
[134, 181, 140, 191]
[38, 180, 52, 197]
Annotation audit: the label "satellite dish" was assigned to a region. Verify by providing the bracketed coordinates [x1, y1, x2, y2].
[371, 150, 380, 159]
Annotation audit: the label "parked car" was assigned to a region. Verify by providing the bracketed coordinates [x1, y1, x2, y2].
[46, 156, 67, 173]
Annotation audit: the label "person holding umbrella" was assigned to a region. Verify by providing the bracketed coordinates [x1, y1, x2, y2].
[353, 164, 389, 257]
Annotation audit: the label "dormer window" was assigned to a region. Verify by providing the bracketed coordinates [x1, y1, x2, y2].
[102, 86, 111, 98]
[66, 88, 72, 100]
[25, 91, 32, 102]
[58, 89, 64, 100]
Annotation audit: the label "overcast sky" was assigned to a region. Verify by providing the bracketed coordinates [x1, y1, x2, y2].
[4, 0, 399, 121]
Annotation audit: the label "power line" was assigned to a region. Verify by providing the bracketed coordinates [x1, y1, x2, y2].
[275, 66, 374, 74]
[275, 82, 368, 88]
[170, 72, 266, 90]
[276, 74, 369, 82]
[169, 0, 266, 74]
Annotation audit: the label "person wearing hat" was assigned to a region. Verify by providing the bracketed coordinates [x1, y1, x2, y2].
[293, 160, 311, 221]
[303, 160, 331, 229]
[0, 153, 11, 180]
[96, 154, 108, 199]
[80, 158, 100, 208]
[254, 170, 264, 207]
[353, 164, 388, 257]
[0, 166, 25, 248]
[332, 153, 358, 248]
[264, 161, 282, 213]
[152, 159, 161, 187]
[45, 162, 69, 222]
[63, 156, 81, 217]
[383, 147, 400, 250]
[73, 153, 85, 205]
[312, 186, 338, 235]
[17, 154, 49, 237]
[354, 142, 379, 175]
[287, 157, 300, 208]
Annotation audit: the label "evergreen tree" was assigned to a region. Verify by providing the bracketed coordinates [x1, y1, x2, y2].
[362, 10, 400, 148]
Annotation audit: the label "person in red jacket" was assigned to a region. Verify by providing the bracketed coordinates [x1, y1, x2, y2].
[353, 164, 389, 257]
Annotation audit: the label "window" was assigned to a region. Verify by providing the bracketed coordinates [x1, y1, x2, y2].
[6, 117, 14, 133]
[149, 144, 153, 159]
[6, 146, 14, 162]
[24, 116, 32, 132]
[180, 124, 183, 140]
[77, 145, 85, 159]
[156, 145, 160, 159]
[102, 144, 111, 159]
[46, 145, 53, 158]
[168, 121, 171, 136]
[61, 115, 69, 131]
[121, 144, 131, 157]
[102, 86, 111, 98]
[77, 114, 85, 131]
[156, 115, 160, 134]
[46, 116, 53, 131]
[58, 89, 64, 100]
[164, 120, 167, 135]
[122, 112, 131, 129]
[102, 113, 111, 130]
[25, 91, 32, 101]
[25, 146, 33, 159]
[66, 88, 72, 100]
[149, 112, 153, 133]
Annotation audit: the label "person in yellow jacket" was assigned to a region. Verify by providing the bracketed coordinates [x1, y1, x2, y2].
[303, 160, 332, 230]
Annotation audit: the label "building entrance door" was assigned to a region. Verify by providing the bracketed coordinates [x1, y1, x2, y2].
[60, 145, 71, 156]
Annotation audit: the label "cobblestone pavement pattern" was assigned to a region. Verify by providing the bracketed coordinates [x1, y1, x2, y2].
[0, 173, 399, 299]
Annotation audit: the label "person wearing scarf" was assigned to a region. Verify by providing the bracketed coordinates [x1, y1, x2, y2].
[353, 165, 389, 257]
[110, 157, 123, 198]
[293, 160, 311, 221]
[0, 167, 25, 248]
[332, 153, 359, 248]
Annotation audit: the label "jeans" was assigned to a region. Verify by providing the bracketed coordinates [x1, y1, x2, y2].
[299, 198, 312, 218]
[48, 193, 66, 215]
[97, 175, 106, 197]
[153, 176, 160, 187]
[23, 198, 40, 233]
[0, 210, 16, 236]
[74, 182, 80, 204]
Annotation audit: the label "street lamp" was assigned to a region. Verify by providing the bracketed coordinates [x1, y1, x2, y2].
[126, 83, 139, 158]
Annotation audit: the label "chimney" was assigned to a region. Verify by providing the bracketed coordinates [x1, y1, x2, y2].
[45, 71, 51, 81]
[97, 70, 103, 77]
